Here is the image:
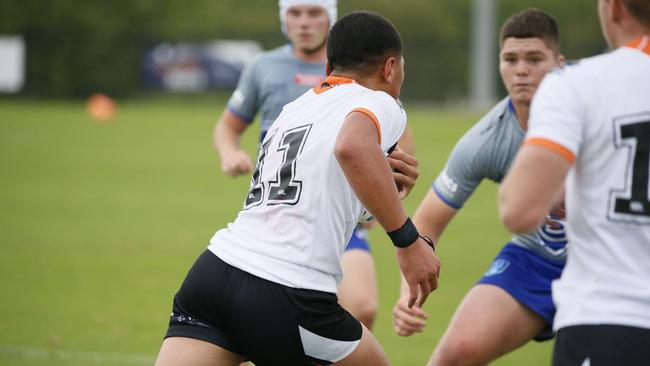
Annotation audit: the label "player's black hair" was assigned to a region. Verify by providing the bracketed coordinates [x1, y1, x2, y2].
[327, 11, 402, 75]
[622, 0, 650, 27]
[500, 8, 561, 54]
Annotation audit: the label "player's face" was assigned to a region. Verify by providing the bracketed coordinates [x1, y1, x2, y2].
[499, 37, 560, 105]
[285, 5, 330, 55]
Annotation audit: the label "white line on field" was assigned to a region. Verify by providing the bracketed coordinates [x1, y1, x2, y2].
[0, 345, 156, 365]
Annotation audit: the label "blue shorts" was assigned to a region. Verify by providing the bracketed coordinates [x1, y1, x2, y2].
[345, 225, 371, 252]
[478, 243, 564, 341]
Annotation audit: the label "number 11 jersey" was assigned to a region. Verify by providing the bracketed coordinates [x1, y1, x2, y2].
[209, 76, 407, 294]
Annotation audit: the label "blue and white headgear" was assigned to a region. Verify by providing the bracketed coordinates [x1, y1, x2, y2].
[278, 0, 337, 37]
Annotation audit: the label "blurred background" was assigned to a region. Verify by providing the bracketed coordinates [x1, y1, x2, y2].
[1, 1, 604, 365]
[0, 0, 603, 101]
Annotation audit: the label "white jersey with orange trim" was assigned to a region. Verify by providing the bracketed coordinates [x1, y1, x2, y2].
[209, 76, 407, 293]
[527, 37, 650, 331]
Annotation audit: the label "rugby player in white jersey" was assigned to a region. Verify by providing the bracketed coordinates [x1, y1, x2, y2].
[500, 0, 650, 364]
[213, 0, 418, 330]
[156, 11, 440, 366]
[393, 9, 568, 366]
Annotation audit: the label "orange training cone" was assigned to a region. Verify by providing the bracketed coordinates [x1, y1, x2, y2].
[86, 93, 116, 122]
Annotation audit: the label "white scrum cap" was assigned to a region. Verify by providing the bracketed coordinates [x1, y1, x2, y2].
[278, 0, 337, 36]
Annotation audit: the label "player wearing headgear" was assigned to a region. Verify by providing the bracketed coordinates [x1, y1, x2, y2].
[213, 0, 417, 330]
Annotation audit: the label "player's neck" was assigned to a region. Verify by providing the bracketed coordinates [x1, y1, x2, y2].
[619, 31, 650, 47]
[511, 100, 530, 131]
[607, 21, 650, 48]
[333, 73, 386, 96]
[293, 46, 327, 63]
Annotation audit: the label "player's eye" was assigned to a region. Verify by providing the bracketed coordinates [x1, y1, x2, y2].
[308, 9, 324, 17]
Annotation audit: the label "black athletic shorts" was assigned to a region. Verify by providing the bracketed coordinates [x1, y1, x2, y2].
[553, 324, 650, 366]
[164, 250, 363, 366]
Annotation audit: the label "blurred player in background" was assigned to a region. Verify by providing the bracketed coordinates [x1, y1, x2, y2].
[156, 11, 440, 365]
[500, 0, 650, 364]
[393, 9, 567, 365]
[213, 0, 417, 329]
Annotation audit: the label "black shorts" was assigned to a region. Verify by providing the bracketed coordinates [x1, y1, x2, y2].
[553, 324, 650, 366]
[164, 250, 362, 366]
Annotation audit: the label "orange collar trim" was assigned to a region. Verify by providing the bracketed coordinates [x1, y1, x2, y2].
[313, 76, 356, 94]
[626, 35, 650, 55]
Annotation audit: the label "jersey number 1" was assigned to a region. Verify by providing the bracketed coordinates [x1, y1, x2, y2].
[609, 117, 650, 223]
[245, 124, 312, 208]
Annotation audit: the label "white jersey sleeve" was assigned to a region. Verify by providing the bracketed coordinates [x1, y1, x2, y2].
[351, 93, 407, 153]
[527, 68, 583, 162]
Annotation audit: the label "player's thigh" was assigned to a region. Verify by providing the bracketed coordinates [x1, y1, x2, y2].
[334, 323, 390, 366]
[435, 285, 546, 359]
[338, 250, 377, 312]
[155, 336, 245, 366]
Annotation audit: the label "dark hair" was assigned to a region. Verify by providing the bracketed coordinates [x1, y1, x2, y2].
[500, 8, 560, 54]
[622, 0, 650, 27]
[327, 11, 402, 75]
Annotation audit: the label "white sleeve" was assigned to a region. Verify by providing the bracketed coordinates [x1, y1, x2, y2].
[351, 92, 407, 153]
[527, 69, 584, 159]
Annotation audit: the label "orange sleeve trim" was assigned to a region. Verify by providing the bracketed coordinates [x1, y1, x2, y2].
[626, 36, 650, 55]
[351, 107, 382, 145]
[312, 84, 329, 95]
[525, 137, 576, 164]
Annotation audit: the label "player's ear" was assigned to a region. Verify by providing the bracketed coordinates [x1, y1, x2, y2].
[326, 62, 332, 76]
[557, 54, 566, 67]
[381, 56, 397, 83]
[610, 0, 624, 23]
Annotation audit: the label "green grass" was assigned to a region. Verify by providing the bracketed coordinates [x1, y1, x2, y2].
[0, 97, 552, 365]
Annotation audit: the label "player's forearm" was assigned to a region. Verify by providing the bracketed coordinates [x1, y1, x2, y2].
[336, 141, 408, 232]
[412, 190, 457, 243]
[399, 273, 410, 298]
[214, 121, 241, 156]
[213, 111, 248, 157]
[500, 145, 570, 233]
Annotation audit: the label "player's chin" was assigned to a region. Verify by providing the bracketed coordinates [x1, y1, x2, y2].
[511, 92, 533, 105]
[297, 40, 326, 54]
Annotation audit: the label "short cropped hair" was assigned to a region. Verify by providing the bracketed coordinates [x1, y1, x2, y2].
[327, 11, 402, 75]
[622, 0, 650, 27]
[500, 9, 561, 54]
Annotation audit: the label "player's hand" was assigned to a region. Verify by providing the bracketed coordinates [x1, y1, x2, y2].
[388, 146, 419, 200]
[545, 200, 566, 229]
[393, 296, 428, 336]
[396, 237, 440, 308]
[221, 150, 253, 177]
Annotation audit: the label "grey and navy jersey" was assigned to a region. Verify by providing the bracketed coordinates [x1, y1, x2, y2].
[433, 97, 567, 262]
[227, 44, 326, 141]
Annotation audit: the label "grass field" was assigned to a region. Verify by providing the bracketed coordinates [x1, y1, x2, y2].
[0, 96, 552, 365]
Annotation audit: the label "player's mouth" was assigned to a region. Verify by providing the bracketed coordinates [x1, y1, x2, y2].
[298, 33, 313, 42]
[512, 83, 534, 91]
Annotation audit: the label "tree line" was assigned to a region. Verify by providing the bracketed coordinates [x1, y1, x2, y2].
[0, 0, 603, 100]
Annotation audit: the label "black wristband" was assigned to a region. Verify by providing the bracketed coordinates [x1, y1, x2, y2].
[387, 217, 419, 248]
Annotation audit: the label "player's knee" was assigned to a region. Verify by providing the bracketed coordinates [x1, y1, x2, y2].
[350, 300, 378, 329]
[431, 337, 486, 366]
